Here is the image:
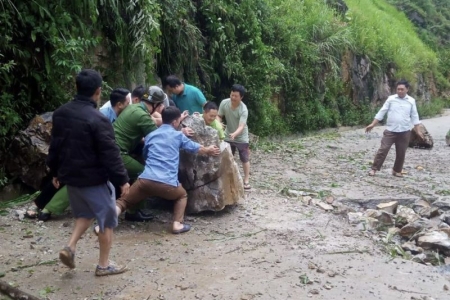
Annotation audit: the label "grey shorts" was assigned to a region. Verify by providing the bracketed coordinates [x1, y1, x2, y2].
[228, 142, 250, 163]
[67, 181, 117, 233]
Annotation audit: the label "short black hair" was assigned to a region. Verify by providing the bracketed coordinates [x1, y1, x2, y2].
[76, 69, 102, 97]
[162, 106, 181, 124]
[110, 88, 130, 107]
[164, 75, 182, 88]
[131, 85, 146, 99]
[231, 84, 246, 97]
[203, 101, 218, 112]
[396, 79, 410, 89]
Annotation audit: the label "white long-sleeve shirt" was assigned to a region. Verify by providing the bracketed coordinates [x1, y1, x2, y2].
[374, 94, 421, 132]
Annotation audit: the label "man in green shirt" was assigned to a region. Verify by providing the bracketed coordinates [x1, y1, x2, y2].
[217, 84, 251, 190]
[113, 86, 165, 221]
[164, 75, 207, 114]
[196, 101, 225, 140]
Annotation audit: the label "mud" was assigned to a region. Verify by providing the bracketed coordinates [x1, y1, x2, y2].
[1, 112, 450, 300]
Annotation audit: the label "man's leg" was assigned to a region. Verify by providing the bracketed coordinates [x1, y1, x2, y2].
[98, 227, 113, 268]
[371, 130, 396, 173]
[67, 218, 92, 253]
[120, 154, 151, 220]
[236, 143, 251, 187]
[43, 185, 70, 216]
[393, 131, 411, 174]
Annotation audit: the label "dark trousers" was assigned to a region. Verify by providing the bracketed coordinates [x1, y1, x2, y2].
[372, 130, 411, 173]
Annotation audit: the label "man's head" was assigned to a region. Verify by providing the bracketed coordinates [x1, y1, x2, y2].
[141, 86, 166, 114]
[202, 101, 218, 126]
[164, 75, 184, 95]
[230, 84, 246, 106]
[131, 85, 146, 104]
[110, 88, 131, 115]
[76, 69, 102, 101]
[162, 106, 182, 128]
[396, 80, 409, 99]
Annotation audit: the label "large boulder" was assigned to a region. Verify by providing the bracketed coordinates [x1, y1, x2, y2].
[6, 113, 53, 190]
[409, 124, 433, 149]
[179, 116, 245, 213]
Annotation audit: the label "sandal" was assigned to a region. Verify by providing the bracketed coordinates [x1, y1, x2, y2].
[172, 224, 191, 234]
[392, 170, 403, 177]
[59, 246, 76, 269]
[244, 182, 251, 190]
[25, 205, 39, 219]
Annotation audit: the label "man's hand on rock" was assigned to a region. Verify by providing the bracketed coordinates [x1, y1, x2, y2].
[182, 127, 194, 136]
[208, 145, 221, 156]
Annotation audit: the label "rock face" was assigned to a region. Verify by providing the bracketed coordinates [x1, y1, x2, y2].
[179, 116, 245, 213]
[6, 113, 53, 190]
[409, 124, 433, 149]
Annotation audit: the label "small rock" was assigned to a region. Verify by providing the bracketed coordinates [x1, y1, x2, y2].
[323, 284, 332, 290]
[411, 253, 427, 264]
[62, 222, 70, 227]
[325, 196, 334, 204]
[396, 205, 420, 226]
[417, 207, 440, 219]
[311, 198, 321, 206]
[287, 190, 307, 197]
[327, 271, 336, 277]
[417, 231, 450, 251]
[388, 227, 400, 235]
[302, 196, 312, 205]
[376, 201, 398, 214]
[309, 289, 319, 295]
[308, 262, 316, 269]
[433, 198, 450, 211]
[399, 218, 432, 238]
[444, 284, 449, 291]
[347, 212, 364, 224]
[440, 213, 450, 225]
[316, 202, 333, 211]
[401, 242, 423, 255]
[416, 166, 424, 171]
[316, 268, 325, 273]
[364, 209, 394, 225]
[412, 199, 430, 212]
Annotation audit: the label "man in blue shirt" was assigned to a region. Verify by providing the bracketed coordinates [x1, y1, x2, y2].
[100, 88, 130, 123]
[164, 75, 207, 115]
[115, 106, 220, 234]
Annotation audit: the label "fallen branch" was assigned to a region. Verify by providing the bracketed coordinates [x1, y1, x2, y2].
[325, 249, 370, 255]
[0, 279, 42, 300]
[11, 259, 58, 272]
[205, 229, 266, 242]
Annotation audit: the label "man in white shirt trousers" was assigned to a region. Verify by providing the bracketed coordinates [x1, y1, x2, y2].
[365, 80, 423, 177]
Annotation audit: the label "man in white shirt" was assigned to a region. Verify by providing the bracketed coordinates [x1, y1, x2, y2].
[365, 80, 423, 177]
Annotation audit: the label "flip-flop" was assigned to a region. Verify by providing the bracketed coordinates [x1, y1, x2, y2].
[244, 182, 251, 190]
[172, 224, 191, 234]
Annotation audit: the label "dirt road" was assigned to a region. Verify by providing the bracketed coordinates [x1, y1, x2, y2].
[1, 112, 450, 300]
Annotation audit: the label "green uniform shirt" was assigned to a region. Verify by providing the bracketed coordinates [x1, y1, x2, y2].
[113, 103, 157, 153]
[218, 98, 249, 143]
[200, 114, 225, 140]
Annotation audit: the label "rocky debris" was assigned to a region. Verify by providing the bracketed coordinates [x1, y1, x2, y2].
[338, 197, 419, 210]
[180, 116, 244, 213]
[325, 196, 334, 204]
[376, 201, 398, 214]
[401, 242, 423, 255]
[347, 212, 379, 231]
[287, 190, 308, 197]
[364, 209, 394, 226]
[316, 202, 334, 211]
[412, 199, 431, 211]
[433, 198, 450, 211]
[416, 207, 440, 219]
[396, 205, 420, 226]
[441, 213, 450, 225]
[417, 231, 450, 252]
[301, 196, 312, 205]
[399, 218, 432, 238]
[5, 112, 53, 190]
[15, 209, 25, 221]
[409, 124, 433, 149]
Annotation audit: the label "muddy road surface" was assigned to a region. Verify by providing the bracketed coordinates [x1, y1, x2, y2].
[1, 112, 450, 300]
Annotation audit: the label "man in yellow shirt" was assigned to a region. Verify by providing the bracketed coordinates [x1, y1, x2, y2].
[196, 102, 225, 140]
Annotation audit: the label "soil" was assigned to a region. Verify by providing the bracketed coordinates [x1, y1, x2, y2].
[1, 111, 450, 300]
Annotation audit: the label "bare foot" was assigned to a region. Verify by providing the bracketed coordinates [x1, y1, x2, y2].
[368, 170, 376, 176]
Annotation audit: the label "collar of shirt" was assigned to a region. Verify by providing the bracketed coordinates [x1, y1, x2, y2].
[139, 102, 149, 113]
